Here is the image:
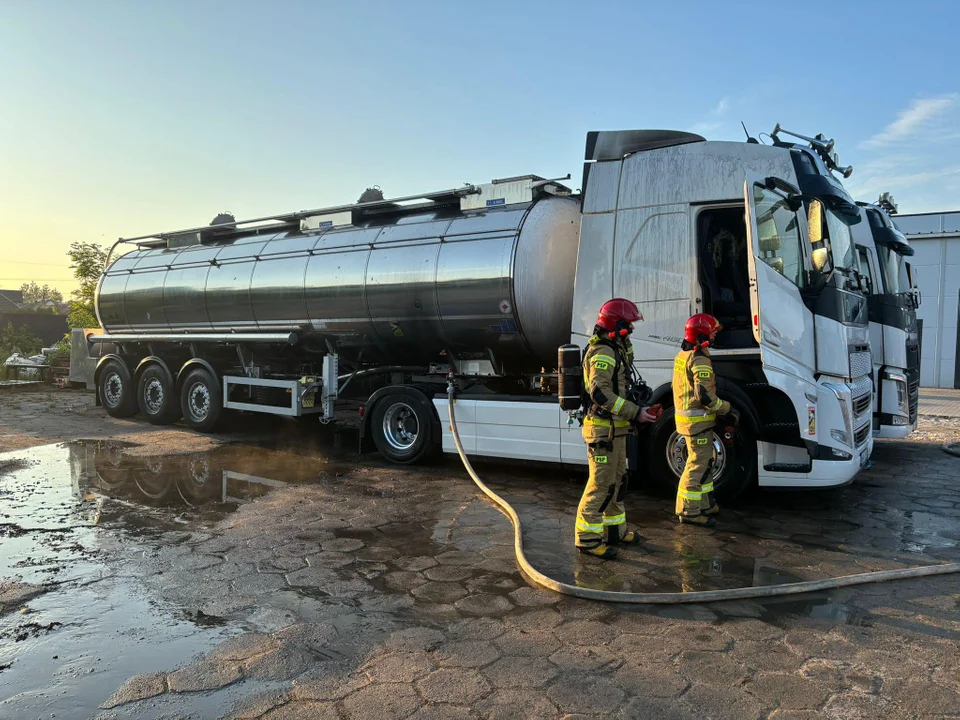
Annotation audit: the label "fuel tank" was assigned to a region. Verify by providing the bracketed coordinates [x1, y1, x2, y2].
[96, 195, 583, 369]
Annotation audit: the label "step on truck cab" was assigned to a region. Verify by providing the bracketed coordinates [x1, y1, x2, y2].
[851, 194, 921, 437]
[86, 125, 872, 501]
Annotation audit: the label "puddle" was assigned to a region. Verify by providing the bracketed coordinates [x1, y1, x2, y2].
[753, 594, 874, 626]
[0, 444, 244, 718]
[0, 440, 359, 719]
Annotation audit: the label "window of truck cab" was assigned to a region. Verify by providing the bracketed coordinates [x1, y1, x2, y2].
[751, 184, 806, 288]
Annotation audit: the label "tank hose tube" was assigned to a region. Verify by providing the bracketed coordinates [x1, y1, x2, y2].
[445, 381, 960, 604]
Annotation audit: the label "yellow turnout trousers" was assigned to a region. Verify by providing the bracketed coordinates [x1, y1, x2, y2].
[576, 436, 628, 547]
[675, 429, 716, 516]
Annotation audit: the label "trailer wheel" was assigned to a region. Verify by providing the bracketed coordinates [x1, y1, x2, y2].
[98, 359, 138, 418]
[646, 405, 756, 502]
[137, 364, 182, 426]
[179, 368, 223, 432]
[370, 393, 437, 464]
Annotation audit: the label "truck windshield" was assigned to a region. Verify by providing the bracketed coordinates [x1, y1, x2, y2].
[825, 208, 857, 271]
[877, 244, 904, 294]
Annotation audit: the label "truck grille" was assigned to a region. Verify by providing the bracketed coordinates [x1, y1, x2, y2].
[849, 350, 872, 379]
[906, 342, 920, 371]
[849, 376, 873, 405]
[855, 423, 871, 447]
[907, 365, 920, 424]
[853, 392, 872, 416]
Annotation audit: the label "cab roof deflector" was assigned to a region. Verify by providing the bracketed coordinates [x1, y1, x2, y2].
[584, 130, 706, 162]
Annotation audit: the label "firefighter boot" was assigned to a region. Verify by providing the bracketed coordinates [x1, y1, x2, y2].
[608, 527, 642, 545]
[578, 543, 618, 559]
[678, 512, 717, 527]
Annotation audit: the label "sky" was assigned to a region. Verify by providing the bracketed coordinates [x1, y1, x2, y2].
[1, 0, 958, 296]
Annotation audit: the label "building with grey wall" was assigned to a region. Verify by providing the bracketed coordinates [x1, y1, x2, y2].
[895, 210, 960, 388]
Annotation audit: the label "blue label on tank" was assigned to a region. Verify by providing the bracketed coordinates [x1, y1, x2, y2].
[489, 319, 518, 333]
[317, 221, 333, 227]
[485, 198, 506, 207]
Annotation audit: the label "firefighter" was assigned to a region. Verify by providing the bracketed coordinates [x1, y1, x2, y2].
[672, 313, 738, 526]
[576, 298, 658, 559]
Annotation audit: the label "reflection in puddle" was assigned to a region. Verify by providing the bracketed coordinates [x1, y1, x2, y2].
[74, 441, 354, 514]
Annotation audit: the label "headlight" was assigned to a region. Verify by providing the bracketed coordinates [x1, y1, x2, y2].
[883, 370, 909, 416]
[896, 383, 908, 414]
[824, 383, 854, 448]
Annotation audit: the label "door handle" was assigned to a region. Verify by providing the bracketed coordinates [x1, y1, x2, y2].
[762, 327, 783, 347]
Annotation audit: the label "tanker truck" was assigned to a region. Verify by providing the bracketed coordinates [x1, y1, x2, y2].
[851, 194, 921, 438]
[87, 125, 873, 500]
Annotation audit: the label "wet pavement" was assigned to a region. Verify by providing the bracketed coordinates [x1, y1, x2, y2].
[1, 420, 959, 718]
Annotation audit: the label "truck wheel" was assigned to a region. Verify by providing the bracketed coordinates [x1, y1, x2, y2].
[179, 368, 222, 432]
[370, 393, 437, 464]
[98, 359, 138, 418]
[646, 405, 756, 502]
[137, 364, 182, 426]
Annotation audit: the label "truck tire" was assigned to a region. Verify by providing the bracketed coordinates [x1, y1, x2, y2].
[137, 364, 182, 426]
[646, 404, 756, 502]
[370, 392, 437, 464]
[179, 367, 223, 433]
[98, 359, 138, 418]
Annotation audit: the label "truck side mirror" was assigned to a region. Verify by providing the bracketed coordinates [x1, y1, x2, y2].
[807, 199, 825, 244]
[812, 247, 830, 272]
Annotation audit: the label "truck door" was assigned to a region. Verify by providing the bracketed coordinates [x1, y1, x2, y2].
[743, 177, 817, 378]
[856, 244, 884, 388]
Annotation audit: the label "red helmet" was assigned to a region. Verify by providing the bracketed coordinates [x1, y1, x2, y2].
[597, 298, 642, 338]
[684, 314, 722, 347]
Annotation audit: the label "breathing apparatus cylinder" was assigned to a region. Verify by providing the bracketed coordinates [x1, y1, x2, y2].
[558, 345, 582, 411]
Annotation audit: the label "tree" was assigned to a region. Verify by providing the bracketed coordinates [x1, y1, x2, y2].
[66, 242, 109, 330]
[20, 281, 64, 305]
[0, 322, 43, 359]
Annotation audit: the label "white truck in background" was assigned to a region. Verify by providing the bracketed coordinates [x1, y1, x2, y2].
[852, 194, 921, 437]
[82, 126, 872, 500]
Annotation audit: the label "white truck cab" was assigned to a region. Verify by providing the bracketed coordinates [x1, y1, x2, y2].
[852, 195, 921, 437]
[561, 128, 873, 498]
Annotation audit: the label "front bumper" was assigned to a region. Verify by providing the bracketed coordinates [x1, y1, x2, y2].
[759, 454, 865, 489]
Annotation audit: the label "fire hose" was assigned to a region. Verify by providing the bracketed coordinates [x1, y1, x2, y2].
[446, 383, 960, 604]
[943, 442, 960, 458]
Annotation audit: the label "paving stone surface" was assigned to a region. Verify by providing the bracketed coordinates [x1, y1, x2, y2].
[0, 388, 957, 719]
